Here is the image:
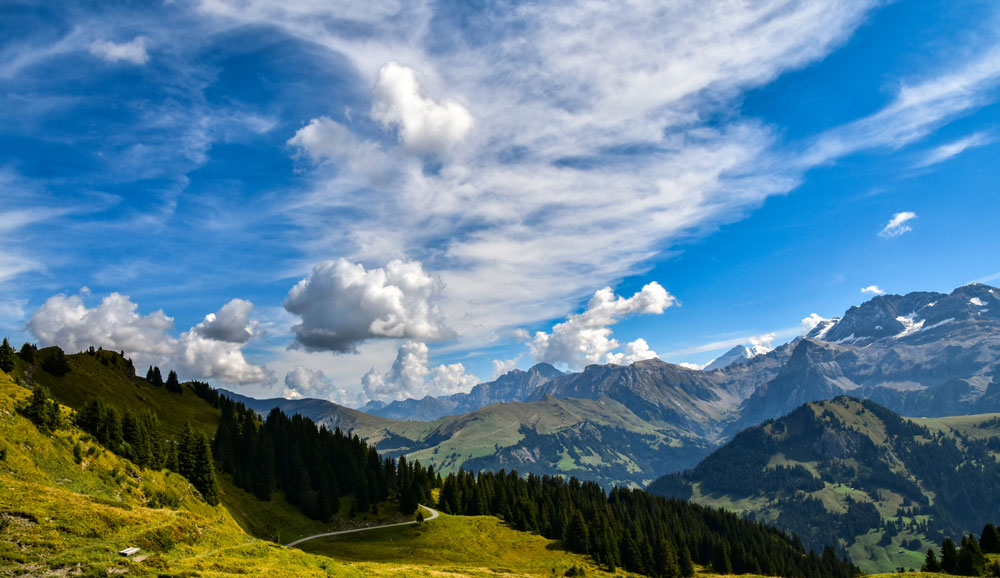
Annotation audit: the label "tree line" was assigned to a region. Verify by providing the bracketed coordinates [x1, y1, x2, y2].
[921, 524, 1000, 576]
[207, 391, 438, 521]
[200, 385, 856, 577]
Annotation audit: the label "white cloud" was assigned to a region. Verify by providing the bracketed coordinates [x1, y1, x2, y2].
[861, 285, 886, 295]
[605, 338, 659, 365]
[361, 340, 480, 403]
[917, 132, 993, 167]
[194, 298, 255, 343]
[27, 292, 270, 386]
[879, 211, 917, 238]
[800, 313, 830, 334]
[89, 37, 149, 65]
[282, 366, 357, 404]
[370, 61, 474, 156]
[287, 116, 394, 184]
[491, 357, 520, 379]
[284, 258, 451, 353]
[748, 332, 777, 352]
[518, 282, 675, 370]
[28, 292, 177, 357]
[176, 329, 272, 385]
[677, 361, 706, 371]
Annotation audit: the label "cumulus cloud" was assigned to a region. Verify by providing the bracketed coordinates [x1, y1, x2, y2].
[362, 340, 480, 403]
[800, 313, 831, 334]
[605, 337, 659, 365]
[517, 282, 675, 370]
[491, 357, 520, 379]
[194, 298, 255, 343]
[371, 61, 474, 156]
[282, 366, 358, 405]
[748, 332, 777, 352]
[287, 116, 393, 183]
[28, 292, 176, 357]
[861, 285, 886, 295]
[176, 329, 272, 385]
[878, 211, 917, 238]
[27, 292, 270, 385]
[284, 258, 451, 353]
[89, 37, 149, 65]
[677, 361, 706, 371]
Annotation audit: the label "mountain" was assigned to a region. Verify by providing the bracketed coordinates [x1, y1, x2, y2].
[221, 283, 1000, 492]
[362, 363, 564, 420]
[648, 396, 1000, 573]
[728, 283, 1000, 435]
[704, 342, 773, 371]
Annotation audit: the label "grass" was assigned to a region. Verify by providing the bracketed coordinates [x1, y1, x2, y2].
[5, 367, 740, 577]
[297, 512, 619, 577]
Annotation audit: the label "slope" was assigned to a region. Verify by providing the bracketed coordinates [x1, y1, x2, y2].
[649, 396, 1000, 573]
[0, 368, 621, 577]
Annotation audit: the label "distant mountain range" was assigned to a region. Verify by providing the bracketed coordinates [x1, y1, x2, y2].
[225, 283, 1000, 490]
[648, 396, 1000, 573]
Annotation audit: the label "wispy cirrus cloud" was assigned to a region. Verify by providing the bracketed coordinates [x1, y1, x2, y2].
[879, 212, 917, 238]
[917, 132, 994, 167]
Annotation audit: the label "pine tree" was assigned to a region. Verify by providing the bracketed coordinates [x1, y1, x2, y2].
[177, 423, 219, 506]
[148, 366, 163, 387]
[958, 534, 986, 576]
[981, 523, 1000, 554]
[21, 384, 59, 431]
[564, 510, 590, 554]
[0, 338, 14, 373]
[165, 370, 181, 393]
[922, 548, 941, 573]
[678, 543, 695, 578]
[18, 342, 36, 363]
[41, 347, 70, 376]
[941, 537, 959, 574]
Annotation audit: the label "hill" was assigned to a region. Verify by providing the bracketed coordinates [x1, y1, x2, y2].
[1, 345, 861, 578]
[225, 389, 713, 487]
[0, 365, 627, 577]
[648, 396, 1000, 573]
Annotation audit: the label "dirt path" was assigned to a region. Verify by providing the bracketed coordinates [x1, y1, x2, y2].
[284, 505, 440, 548]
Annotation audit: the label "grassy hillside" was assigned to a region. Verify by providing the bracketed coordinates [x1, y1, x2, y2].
[648, 396, 1000, 573]
[0, 367, 638, 577]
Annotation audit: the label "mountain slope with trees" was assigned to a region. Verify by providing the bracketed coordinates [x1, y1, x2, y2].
[648, 396, 1000, 572]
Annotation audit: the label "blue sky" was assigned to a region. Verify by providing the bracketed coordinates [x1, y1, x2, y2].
[2, 0, 999, 406]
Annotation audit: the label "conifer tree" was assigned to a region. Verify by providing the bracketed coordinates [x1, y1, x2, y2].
[148, 366, 163, 387]
[941, 537, 959, 574]
[18, 342, 36, 363]
[0, 338, 14, 373]
[165, 370, 181, 393]
[922, 548, 941, 573]
[565, 510, 590, 554]
[957, 534, 986, 577]
[41, 347, 70, 376]
[981, 523, 1000, 554]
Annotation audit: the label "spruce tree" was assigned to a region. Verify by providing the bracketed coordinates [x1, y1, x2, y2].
[922, 548, 941, 573]
[0, 338, 14, 373]
[981, 523, 1000, 554]
[41, 347, 70, 376]
[149, 366, 163, 387]
[165, 370, 181, 393]
[941, 537, 959, 574]
[957, 534, 986, 577]
[564, 510, 590, 554]
[18, 342, 36, 363]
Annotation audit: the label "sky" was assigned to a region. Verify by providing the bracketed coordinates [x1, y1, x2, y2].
[2, 0, 999, 407]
